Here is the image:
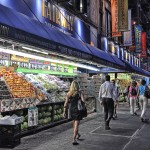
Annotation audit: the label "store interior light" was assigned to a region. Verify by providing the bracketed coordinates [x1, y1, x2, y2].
[22, 46, 48, 55]
[0, 48, 99, 71]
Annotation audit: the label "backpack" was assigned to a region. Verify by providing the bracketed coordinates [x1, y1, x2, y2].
[131, 87, 137, 96]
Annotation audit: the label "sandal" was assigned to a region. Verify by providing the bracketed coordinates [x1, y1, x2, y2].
[72, 141, 79, 145]
[77, 133, 81, 139]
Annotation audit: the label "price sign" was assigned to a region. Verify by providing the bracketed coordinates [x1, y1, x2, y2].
[28, 107, 38, 126]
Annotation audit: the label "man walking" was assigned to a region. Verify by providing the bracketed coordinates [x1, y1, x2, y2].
[99, 75, 115, 130]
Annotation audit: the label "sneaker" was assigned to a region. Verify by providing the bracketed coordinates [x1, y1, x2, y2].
[134, 112, 138, 116]
[144, 119, 149, 123]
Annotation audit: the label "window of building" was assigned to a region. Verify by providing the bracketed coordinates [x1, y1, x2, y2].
[105, 9, 112, 37]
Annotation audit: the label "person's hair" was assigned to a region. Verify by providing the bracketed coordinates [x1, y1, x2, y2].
[111, 79, 115, 83]
[141, 79, 146, 86]
[105, 75, 110, 81]
[73, 76, 77, 80]
[68, 81, 79, 97]
[132, 81, 137, 86]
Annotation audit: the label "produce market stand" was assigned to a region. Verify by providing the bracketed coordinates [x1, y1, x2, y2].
[1, 101, 70, 137]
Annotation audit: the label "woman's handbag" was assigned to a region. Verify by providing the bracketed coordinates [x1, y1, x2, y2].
[144, 91, 150, 98]
[78, 100, 87, 118]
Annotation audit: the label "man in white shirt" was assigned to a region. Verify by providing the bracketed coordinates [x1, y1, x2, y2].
[99, 75, 116, 130]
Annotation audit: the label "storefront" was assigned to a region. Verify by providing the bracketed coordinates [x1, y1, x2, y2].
[0, 2, 131, 137]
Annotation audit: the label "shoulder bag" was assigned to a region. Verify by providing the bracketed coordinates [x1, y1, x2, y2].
[78, 99, 87, 118]
[144, 86, 150, 98]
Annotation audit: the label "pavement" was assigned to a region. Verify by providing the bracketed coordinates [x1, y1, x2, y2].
[1, 102, 150, 150]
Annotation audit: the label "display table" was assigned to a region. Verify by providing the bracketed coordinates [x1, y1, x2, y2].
[0, 123, 21, 148]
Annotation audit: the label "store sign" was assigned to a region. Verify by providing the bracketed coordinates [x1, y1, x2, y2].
[141, 32, 147, 58]
[0, 52, 10, 60]
[30, 59, 43, 65]
[44, 61, 51, 65]
[0, 24, 93, 62]
[134, 25, 142, 53]
[118, 0, 128, 31]
[123, 9, 132, 46]
[111, 0, 122, 37]
[129, 24, 136, 51]
[11, 55, 29, 63]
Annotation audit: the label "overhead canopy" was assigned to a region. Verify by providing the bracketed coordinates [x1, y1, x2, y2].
[86, 45, 126, 69]
[0, 4, 92, 60]
[0, 4, 149, 76]
[124, 61, 150, 77]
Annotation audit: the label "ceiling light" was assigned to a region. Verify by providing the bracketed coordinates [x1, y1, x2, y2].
[22, 46, 48, 55]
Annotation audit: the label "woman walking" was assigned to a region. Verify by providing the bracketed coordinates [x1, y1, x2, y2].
[129, 81, 138, 116]
[138, 79, 149, 122]
[63, 81, 84, 145]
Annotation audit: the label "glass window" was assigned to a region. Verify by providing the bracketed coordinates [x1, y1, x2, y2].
[105, 9, 112, 37]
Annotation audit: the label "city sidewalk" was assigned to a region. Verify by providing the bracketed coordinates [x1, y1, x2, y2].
[1, 102, 150, 150]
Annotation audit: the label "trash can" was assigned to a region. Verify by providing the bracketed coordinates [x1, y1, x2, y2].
[0, 115, 23, 148]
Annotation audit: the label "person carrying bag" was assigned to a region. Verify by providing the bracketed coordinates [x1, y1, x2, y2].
[138, 79, 150, 123]
[78, 98, 87, 118]
[63, 81, 85, 145]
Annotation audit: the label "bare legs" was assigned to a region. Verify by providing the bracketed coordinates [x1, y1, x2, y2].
[73, 120, 80, 144]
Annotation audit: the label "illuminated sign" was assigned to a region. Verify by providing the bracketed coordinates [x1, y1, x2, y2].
[11, 55, 29, 63]
[134, 25, 142, 53]
[111, 0, 122, 37]
[42, 0, 73, 31]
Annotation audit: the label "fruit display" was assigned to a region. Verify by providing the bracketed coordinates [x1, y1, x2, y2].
[25, 74, 70, 102]
[38, 105, 52, 125]
[53, 104, 64, 122]
[119, 79, 131, 92]
[5, 74, 36, 98]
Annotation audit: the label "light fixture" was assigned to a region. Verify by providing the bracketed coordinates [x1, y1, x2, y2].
[0, 47, 99, 71]
[22, 46, 48, 55]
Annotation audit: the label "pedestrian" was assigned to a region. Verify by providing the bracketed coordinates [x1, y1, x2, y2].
[99, 75, 115, 130]
[138, 79, 149, 123]
[129, 81, 138, 116]
[127, 82, 131, 106]
[111, 79, 118, 119]
[116, 79, 123, 97]
[63, 80, 84, 145]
